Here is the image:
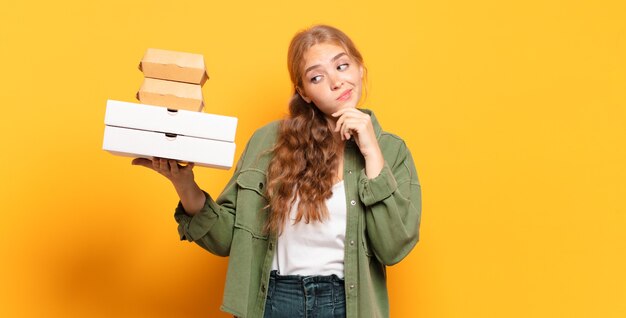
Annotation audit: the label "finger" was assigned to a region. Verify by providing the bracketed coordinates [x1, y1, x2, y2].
[335, 111, 358, 133]
[335, 114, 346, 132]
[331, 109, 344, 118]
[332, 108, 351, 120]
[132, 158, 153, 169]
[159, 158, 169, 173]
[339, 118, 347, 137]
[182, 162, 195, 172]
[152, 157, 159, 170]
[336, 108, 367, 128]
[169, 159, 179, 174]
[347, 118, 369, 140]
[348, 117, 370, 132]
[331, 107, 360, 118]
[338, 118, 348, 140]
[340, 118, 358, 137]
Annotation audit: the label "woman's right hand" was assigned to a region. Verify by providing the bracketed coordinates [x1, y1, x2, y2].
[132, 157, 195, 188]
[131, 157, 206, 215]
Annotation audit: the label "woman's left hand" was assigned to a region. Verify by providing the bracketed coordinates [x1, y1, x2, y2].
[332, 108, 384, 177]
[332, 108, 379, 156]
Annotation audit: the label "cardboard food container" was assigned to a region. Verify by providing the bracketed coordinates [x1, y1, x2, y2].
[137, 78, 204, 112]
[102, 100, 237, 169]
[139, 48, 209, 85]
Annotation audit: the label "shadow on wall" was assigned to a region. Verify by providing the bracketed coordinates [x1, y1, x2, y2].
[42, 225, 229, 317]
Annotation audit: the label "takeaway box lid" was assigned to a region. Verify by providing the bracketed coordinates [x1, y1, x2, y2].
[104, 99, 237, 142]
[136, 78, 204, 112]
[139, 48, 209, 85]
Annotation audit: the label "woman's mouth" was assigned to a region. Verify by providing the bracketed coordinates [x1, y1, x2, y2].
[336, 89, 352, 101]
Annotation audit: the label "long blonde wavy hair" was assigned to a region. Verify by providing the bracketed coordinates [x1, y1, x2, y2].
[264, 25, 366, 235]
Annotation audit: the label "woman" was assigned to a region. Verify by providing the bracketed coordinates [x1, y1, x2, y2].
[133, 25, 421, 318]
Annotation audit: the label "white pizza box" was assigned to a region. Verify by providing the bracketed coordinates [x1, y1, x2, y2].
[104, 99, 237, 142]
[102, 125, 236, 169]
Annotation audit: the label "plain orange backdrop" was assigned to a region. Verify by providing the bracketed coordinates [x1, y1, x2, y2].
[1, 0, 625, 317]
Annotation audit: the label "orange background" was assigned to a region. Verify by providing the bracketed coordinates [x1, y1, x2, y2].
[1, 0, 625, 317]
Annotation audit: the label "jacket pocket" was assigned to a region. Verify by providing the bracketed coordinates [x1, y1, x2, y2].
[234, 169, 269, 239]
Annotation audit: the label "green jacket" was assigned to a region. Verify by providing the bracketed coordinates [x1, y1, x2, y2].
[174, 109, 421, 318]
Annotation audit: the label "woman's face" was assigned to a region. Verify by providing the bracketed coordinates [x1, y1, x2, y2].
[298, 42, 363, 117]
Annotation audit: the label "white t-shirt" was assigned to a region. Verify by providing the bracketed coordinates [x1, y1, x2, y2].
[271, 181, 347, 278]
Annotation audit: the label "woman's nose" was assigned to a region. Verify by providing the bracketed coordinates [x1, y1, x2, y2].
[330, 74, 344, 90]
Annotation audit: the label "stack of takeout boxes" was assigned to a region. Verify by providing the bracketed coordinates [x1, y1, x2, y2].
[102, 48, 238, 169]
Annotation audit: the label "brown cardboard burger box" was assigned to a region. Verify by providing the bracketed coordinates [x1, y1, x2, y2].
[138, 48, 209, 85]
[136, 77, 204, 112]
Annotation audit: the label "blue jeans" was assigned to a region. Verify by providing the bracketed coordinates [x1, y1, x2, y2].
[263, 270, 346, 318]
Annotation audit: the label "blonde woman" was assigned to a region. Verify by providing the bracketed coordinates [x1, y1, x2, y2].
[133, 24, 422, 318]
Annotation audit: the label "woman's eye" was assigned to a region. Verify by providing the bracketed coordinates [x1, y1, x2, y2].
[310, 75, 322, 83]
[337, 63, 349, 71]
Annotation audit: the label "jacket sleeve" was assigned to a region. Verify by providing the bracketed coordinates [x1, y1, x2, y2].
[358, 142, 422, 265]
[173, 141, 250, 257]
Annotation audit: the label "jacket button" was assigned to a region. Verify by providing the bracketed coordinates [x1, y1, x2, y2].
[348, 170, 353, 174]
[350, 200, 356, 206]
[349, 284, 355, 289]
[259, 182, 264, 189]
[261, 284, 266, 293]
[350, 240, 355, 246]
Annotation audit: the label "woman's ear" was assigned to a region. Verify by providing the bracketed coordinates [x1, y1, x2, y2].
[297, 87, 312, 103]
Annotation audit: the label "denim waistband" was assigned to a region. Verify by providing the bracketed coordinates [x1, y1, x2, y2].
[265, 270, 346, 317]
[269, 270, 345, 284]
